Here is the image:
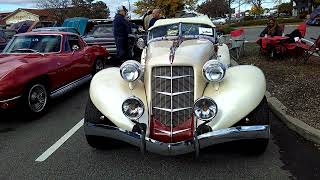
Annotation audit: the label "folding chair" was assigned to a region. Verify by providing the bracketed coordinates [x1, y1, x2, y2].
[298, 35, 320, 63]
[229, 28, 246, 61]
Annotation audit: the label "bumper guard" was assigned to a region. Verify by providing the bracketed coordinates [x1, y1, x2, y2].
[85, 122, 270, 156]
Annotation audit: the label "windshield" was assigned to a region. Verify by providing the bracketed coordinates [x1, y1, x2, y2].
[149, 23, 215, 40]
[90, 26, 112, 36]
[3, 35, 61, 53]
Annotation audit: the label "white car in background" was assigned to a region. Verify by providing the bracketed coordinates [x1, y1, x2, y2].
[211, 17, 227, 25]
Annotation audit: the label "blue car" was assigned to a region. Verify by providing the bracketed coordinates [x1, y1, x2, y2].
[0, 29, 16, 52]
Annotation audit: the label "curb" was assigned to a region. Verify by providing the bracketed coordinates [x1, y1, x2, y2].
[231, 60, 320, 144]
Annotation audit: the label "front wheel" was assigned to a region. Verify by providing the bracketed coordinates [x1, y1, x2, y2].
[93, 58, 104, 74]
[242, 97, 270, 154]
[22, 82, 49, 118]
[84, 98, 122, 149]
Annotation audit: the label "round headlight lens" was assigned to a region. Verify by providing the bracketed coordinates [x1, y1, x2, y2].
[120, 60, 142, 82]
[203, 60, 226, 82]
[122, 96, 144, 120]
[194, 97, 218, 121]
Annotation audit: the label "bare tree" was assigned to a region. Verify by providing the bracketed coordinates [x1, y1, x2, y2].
[36, 0, 72, 23]
[36, 0, 110, 23]
[197, 0, 229, 18]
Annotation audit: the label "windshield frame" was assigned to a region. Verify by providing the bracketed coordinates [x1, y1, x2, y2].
[148, 22, 216, 42]
[2, 34, 63, 54]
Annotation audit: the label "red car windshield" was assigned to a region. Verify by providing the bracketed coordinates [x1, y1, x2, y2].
[3, 35, 61, 54]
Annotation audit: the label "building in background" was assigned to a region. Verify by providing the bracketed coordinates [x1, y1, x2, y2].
[2, 8, 53, 25]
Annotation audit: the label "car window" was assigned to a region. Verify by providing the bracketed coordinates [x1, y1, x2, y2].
[91, 26, 113, 36]
[4, 35, 61, 53]
[149, 23, 215, 39]
[67, 35, 81, 51]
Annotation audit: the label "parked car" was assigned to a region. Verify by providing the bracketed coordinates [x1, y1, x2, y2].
[9, 20, 54, 34]
[83, 23, 145, 59]
[307, 6, 320, 26]
[62, 17, 112, 36]
[0, 31, 109, 116]
[32, 27, 80, 35]
[0, 29, 17, 51]
[211, 17, 227, 25]
[84, 16, 270, 156]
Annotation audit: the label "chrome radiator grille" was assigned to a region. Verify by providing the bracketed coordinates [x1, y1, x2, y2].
[151, 66, 194, 127]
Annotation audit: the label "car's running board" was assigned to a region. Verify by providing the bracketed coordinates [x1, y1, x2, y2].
[50, 74, 92, 99]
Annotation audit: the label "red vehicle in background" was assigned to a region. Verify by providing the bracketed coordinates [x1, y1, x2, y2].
[0, 31, 109, 117]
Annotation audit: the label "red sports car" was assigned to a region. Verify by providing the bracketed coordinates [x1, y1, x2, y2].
[0, 31, 109, 116]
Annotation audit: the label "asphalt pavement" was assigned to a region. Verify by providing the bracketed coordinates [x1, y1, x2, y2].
[0, 84, 319, 180]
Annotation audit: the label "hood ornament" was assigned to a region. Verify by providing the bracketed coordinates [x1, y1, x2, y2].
[169, 37, 183, 64]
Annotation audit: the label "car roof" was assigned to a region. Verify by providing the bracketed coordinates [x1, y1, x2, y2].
[15, 31, 77, 36]
[149, 16, 216, 30]
[35, 27, 76, 30]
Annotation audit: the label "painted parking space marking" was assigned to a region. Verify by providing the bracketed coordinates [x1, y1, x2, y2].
[35, 119, 84, 162]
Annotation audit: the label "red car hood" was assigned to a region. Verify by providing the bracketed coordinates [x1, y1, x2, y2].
[0, 54, 38, 80]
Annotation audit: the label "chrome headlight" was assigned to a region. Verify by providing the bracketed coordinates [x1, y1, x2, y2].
[203, 60, 226, 82]
[194, 97, 218, 121]
[122, 96, 144, 121]
[120, 60, 142, 82]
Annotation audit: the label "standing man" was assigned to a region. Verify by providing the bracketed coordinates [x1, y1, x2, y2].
[113, 5, 133, 63]
[143, 10, 153, 30]
[149, 9, 161, 28]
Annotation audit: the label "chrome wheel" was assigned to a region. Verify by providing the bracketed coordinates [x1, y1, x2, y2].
[95, 59, 104, 73]
[27, 84, 47, 113]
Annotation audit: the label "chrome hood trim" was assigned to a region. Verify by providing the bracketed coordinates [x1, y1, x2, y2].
[85, 123, 270, 156]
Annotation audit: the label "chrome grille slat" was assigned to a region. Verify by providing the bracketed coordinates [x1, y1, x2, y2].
[151, 66, 194, 127]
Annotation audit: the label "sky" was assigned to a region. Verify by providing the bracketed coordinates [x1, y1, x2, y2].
[0, 0, 283, 14]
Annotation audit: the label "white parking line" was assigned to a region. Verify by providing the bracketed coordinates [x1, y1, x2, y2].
[35, 119, 84, 162]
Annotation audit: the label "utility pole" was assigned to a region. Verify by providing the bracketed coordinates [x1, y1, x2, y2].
[128, 0, 131, 19]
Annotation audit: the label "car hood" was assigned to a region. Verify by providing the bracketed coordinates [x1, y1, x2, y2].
[146, 39, 214, 67]
[0, 54, 38, 80]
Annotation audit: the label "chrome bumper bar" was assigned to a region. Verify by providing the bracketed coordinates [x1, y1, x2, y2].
[85, 122, 270, 156]
[0, 95, 21, 103]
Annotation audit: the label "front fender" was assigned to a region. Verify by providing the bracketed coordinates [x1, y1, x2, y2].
[203, 65, 266, 130]
[89, 68, 148, 131]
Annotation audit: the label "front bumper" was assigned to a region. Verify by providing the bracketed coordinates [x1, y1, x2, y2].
[85, 122, 270, 156]
[0, 95, 21, 109]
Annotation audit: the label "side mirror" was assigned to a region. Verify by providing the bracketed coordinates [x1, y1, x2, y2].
[136, 38, 146, 50]
[72, 45, 80, 51]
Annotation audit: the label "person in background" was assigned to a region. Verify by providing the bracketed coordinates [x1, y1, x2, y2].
[149, 9, 161, 28]
[113, 5, 138, 63]
[259, 17, 283, 37]
[143, 10, 153, 30]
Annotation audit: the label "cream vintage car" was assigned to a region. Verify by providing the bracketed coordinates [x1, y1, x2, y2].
[84, 16, 270, 156]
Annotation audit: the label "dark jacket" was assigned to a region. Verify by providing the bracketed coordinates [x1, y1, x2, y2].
[259, 25, 282, 37]
[113, 14, 130, 38]
[149, 18, 158, 28]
